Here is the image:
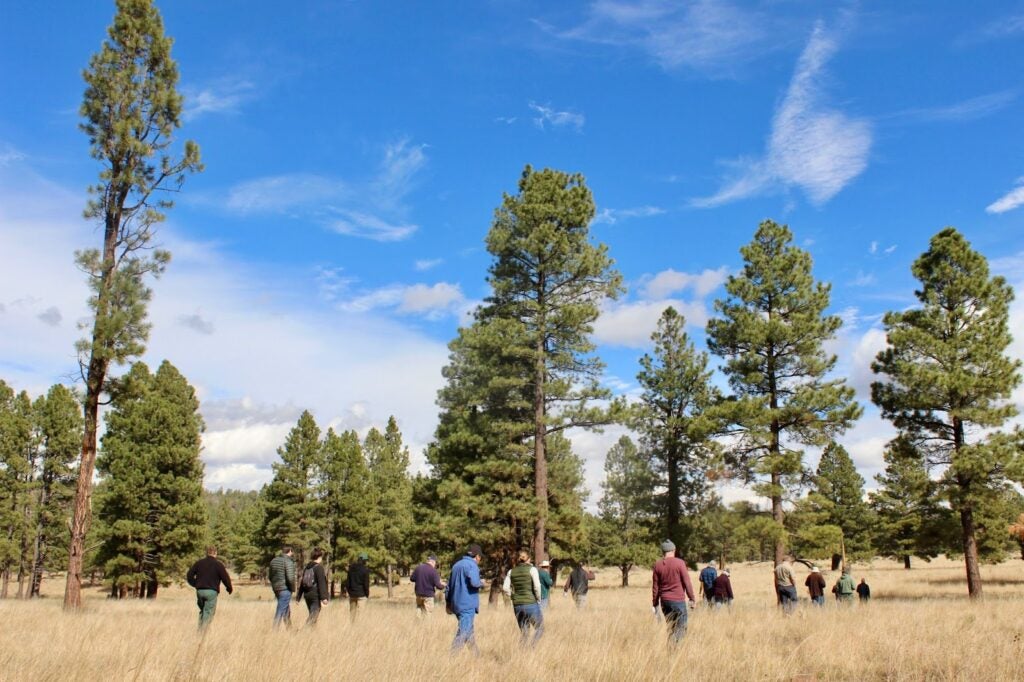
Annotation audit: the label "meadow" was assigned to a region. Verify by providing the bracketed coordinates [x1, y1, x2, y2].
[1, 557, 1022, 681]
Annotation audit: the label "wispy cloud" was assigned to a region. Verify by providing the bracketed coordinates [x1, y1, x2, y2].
[592, 205, 665, 225]
[0, 143, 26, 167]
[889, 90, 1017, 123]
[956, 13, 1024, 46]
[987, 177, 1024, 214]
[219, 138, 427, 241]
[337, 282, 466, 319]
[849, 271, 876, 287]
[549, 0, 772, 75]
[693, 22, 871, 208]
[183, 78, 257, 120]
[178, 312, 215, 335]
[414, 258, 443, 272]
[36, 306, 62, 327]
[529, 102, 585, 131]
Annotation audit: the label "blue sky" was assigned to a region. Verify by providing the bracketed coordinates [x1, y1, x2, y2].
[1, 1, 1023, 503]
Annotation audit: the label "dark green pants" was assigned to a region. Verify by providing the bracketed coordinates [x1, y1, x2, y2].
[196, 589, 219, 629]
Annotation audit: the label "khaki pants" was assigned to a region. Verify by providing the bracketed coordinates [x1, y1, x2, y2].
[349, 596, 367, 620]
[416, 595, 435, 616]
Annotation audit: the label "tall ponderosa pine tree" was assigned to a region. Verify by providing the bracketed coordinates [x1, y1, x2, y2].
[635, 306, 721, 553]
[594, 435, 657, 586]
[96, 361, 207, 598]
[67, 0, 202, 609]
[259, 411, 325, 568]
[872, 227, 1023, 598]
[813, 442, 875, 557]
[707, 220, 861, 565]
[29, 385, 82, 597]
[365, 418, 413, 598]
[0, 383, 34, 599]
[320, 428, 372, 593]
[482, 165, 623, 562]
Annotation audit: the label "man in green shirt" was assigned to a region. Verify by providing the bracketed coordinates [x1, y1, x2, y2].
[502, 550, 544, 646]
[538, 559, 554, 610]
[835, 569, 856, 603]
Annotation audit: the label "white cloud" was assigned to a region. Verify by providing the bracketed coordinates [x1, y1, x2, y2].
[414, 258, 443, 271]
[398, 283, 465, 315]
[956, 14, 1024, 46]
[592, 205, 665, 225]
[593, 298, 709, 347]
[869, 241, 878, 255]
[552, 0, 771, 75]
[0, 143, 26, 167]
[693, 22, 871, 208]
[849, 271, 876, 287]
[891, 90, 1017, 123]
[183, 78, 257, 120]
[337, 282, 466, 319]
[529, 102, 585, 131]
[986, 177, 1024, 214]
[640, 266, 728, 299]
[884, 244, 897, 255]
[217, 138, 427, 241]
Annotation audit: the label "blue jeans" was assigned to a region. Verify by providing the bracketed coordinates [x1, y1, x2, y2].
[539, 597, 549, 611]
[812, 595, 825, 607]
[661, 600, 689, 644]
[778, 585, 798, 613]
[273, 590, 292, 627]
[451, 610, 478, 654]
[513, 603, 544, 646]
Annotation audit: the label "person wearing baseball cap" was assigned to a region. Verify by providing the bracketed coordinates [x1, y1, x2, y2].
[445, 544, 484, 654]
[410, 554, 446, 618]
[651, 540, 695, 645]
[538, 559, 554, 610]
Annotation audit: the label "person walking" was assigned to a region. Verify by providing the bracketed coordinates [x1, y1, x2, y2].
[446, 544, 484, 655]
[297, 548, 329, 626]
[562, 561, 595, 609]
[775, 554, 798, 614]
[502, 550, 544, 647]
[856, 577, 871, 602]
[186, 546, 233, 631]
[805, 566, 827, 607]
[538, 560, 554, 610]
[346, 553, 371, 620]
[834, 569, 856, 604]
[410, 554, 446, 617]
[651, 540, 696, 645]
[699, 560, 718, 605]
[268, 545, 296, 628]
[712, 568, 733, 608]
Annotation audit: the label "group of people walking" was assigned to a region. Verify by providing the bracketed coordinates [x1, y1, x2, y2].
[185, 542, 872, 646]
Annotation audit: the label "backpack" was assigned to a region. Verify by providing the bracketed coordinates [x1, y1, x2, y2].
[301, 565, 317, 591]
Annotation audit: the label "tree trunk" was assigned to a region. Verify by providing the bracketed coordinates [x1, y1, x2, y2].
[771, 470, 784, 567]
[147, 577, 158, 599]
[959, 504, 983, 599]
[64, 383, 102, 610]
[386, 564, 394, 599]
[620, 565, 629, 587]
[1, 567, 9, 598]
[667, 450, 680, 547]
[488, 566, 506, 605]
[903, 555, 911, 570]
[532, 332, 548, 565]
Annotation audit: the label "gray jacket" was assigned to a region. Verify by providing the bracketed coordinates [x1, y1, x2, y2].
[269, 554, 296, 594]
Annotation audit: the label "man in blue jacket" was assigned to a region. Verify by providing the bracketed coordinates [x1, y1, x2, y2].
[445, 543, 483, 655]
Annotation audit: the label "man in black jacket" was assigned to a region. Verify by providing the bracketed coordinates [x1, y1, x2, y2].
[186, 546, 233, 630]
[346, 553, 371, 621]
[297, 548, 329, 626]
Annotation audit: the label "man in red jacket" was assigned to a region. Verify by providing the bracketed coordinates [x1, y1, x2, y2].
[651, 540, 695, 644]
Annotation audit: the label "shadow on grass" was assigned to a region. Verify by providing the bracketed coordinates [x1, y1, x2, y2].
[925, 577, 1024, 586]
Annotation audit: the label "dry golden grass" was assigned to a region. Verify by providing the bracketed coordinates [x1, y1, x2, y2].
[3, 557, 1023, 681]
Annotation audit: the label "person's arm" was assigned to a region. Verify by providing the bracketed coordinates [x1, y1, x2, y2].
[651, 564, 660, 608]
[410, 566, 418, 584]
[681, 565, 696, 603]
[432, 567, 445, 591]
[585, 566, 595, 580]
[219, 561, 233, 594]
[186, 562, 198, 588]
[502, 571, 512, 598]
[362, 566, 370, 597]
[563, 573, 572, 593]
[286, 559, 296, 593]
[468, 562, 482, 590]
[726, 578, 733, 600]
[316, 565, 329, 602]
[530, 566, 541, 601]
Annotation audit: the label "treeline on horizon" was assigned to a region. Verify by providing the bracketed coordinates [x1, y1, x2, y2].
[3, 204, 1024, 601]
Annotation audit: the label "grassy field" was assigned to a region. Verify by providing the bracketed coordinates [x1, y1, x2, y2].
[1, 557, 1022, 681]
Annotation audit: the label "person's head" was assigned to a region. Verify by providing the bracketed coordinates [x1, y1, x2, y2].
[282, 544, 293, 557]
[842, 567, 850, 575]
[205, 545, 217, 557]
[540, 559, 551, 569]
[722, 569, 730, 577]
[427, 554, 437, 566]
[517, 550, 531, 565]
[660, 539, 676, 557]
[860, 578, 866, 584]
[467, 544, 482, 563]
[811, 566, 820, 573]
[311, 548, 324, 563]
[357, 552, 368, 564]
[709, 560, 717, 568]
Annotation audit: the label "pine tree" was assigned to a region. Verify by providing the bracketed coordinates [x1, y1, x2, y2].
[813, 442, 875, 557]
[871, 227, 1023, 598]
[29, 385, 82, 597]
[365, 418, 413, 598]
[259, 411, 325, 568]
[482, 165, 623, 562]
[67, 0, 203, 609]
[594, 436, 657, 586]
[0, 383, 34, 599]
[96, 361, 207, 598]
[1010, 513, 1024, 561]
[707, 220, 861, 566]
[320, 428, 373, 594]
[635, 306, 721, 553]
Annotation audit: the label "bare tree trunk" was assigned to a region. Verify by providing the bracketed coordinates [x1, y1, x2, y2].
[1, 567, 9, 598]
[64, 385, 102, 610]
[386, 564, 393, 599]
[960, 504, 983, 598]
[620, 565, 629, 587]
[903, 555, 911, 569]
